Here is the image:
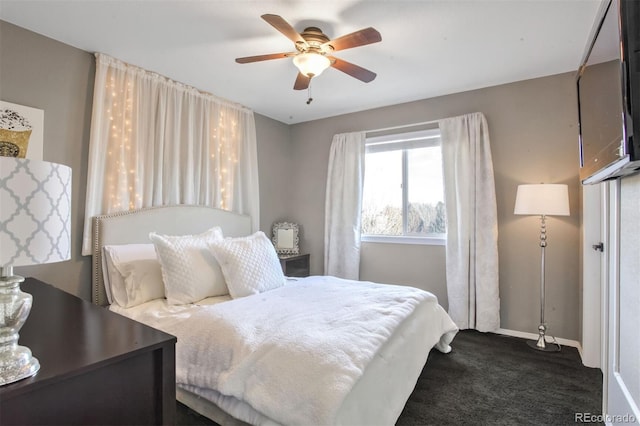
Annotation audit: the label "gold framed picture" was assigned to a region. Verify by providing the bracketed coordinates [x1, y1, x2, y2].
[0, 101, 44, 160]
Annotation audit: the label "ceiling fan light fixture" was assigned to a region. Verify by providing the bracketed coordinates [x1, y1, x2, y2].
[293, 52, 331, 78]
[235, 15, 381, 90]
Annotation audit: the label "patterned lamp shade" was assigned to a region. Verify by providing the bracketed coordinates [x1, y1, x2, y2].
[0, 157, 72, 267]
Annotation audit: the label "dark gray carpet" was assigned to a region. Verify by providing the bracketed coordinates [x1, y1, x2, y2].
[176, 330, 603, 425]
[397, 330, 602, 425]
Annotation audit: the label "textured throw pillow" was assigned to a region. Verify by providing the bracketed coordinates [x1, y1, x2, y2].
[149, 227, 227, 304]
[208, 231, 286, 299]
[102, 244, 164, 308]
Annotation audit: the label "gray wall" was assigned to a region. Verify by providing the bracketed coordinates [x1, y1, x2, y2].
[289, 73, 582, 340]
[2, 20, 583, 341]
[254, 113, 292, 232]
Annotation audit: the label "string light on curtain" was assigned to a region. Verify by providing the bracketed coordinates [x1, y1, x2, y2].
[82, 53, 260, 255]
[105, 72, 138, 212]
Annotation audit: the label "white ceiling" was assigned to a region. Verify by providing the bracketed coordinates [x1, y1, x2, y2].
[0, 0, 600, 125]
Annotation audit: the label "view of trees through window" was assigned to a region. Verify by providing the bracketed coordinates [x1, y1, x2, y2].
[361, 201, 446, 235]
[361, 138, 446, 237]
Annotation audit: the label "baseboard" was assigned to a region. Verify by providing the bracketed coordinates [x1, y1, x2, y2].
[496, 328, 582, 351]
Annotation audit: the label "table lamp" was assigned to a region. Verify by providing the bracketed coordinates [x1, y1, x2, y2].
[0, 157, 72, 385]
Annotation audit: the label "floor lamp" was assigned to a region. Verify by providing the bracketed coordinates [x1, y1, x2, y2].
[0, 157, 72, 385]
[514, 184, 569, 352]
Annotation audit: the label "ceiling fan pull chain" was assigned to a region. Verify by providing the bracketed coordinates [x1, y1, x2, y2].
[306, 80, 313, 104]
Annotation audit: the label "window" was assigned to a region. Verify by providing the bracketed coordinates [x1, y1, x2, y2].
[361, 128, 446, 245]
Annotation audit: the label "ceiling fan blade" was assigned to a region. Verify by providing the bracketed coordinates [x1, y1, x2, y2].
[323, 27, 381, 52]
[293, 72, 310, 90]
[235, 52, 293, 64]
[261, 14, 308, 47]
[329, 57, 377, 83]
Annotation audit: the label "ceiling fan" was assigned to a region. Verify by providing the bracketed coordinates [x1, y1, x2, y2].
[235, 14, 382, 92]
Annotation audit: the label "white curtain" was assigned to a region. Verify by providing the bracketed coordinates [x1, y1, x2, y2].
[82, 53, 259, 255]
[439, 112, 500, 332]
[324, 132, 365, 279]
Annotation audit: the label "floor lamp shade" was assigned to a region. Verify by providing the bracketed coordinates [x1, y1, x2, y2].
[514, 184, 570, 217]
[0, 157, 72, 385]
[513, 183, 569, 352]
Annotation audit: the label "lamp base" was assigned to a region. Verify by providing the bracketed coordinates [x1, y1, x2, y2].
[0, 346, 40, 386]
[0, 270, 40, 386]
[526, 339, 561, 352]
[526, 327, 561, 353]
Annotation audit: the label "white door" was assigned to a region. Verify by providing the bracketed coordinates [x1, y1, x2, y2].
[582, 183, 604, 369]
[603, 178, 640, 424]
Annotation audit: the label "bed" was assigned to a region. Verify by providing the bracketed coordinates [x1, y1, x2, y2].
[91, 205, 458, 425]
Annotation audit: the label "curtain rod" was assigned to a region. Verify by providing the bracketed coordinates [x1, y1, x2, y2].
[94, 52, 253, 114]
[364, 118, 441, 136]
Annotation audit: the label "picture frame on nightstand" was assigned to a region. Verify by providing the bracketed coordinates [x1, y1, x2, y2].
[272, 222, 299, 255]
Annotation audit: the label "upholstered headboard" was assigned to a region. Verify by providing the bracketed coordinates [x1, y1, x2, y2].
[91, 205, 252, 306]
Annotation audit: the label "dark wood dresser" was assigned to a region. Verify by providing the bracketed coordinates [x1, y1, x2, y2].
[0, 278, 176, 425]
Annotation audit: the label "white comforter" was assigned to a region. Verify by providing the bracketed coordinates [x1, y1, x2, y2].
[113, 276, 457, 425]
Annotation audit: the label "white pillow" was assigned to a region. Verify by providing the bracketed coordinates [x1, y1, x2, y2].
[101, 248, 118, 304]
[208, 231, 286, 299]
[102, 244, 164, 308]
[149, 226, 227, 305]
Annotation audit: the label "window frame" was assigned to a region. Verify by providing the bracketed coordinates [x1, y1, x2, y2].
[361, 128, 446, 246]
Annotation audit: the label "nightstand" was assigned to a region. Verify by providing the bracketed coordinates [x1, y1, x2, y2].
[0, 278, 177, 425]
[279, 253, 310, 277]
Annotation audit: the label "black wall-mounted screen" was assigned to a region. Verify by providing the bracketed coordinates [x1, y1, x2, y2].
[577, 0, 640, 184]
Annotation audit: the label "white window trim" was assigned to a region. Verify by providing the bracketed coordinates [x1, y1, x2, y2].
[361, 234, 446, 246]
[365, 128, 441, 153]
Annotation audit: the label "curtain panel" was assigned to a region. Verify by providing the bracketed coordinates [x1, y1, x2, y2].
[82, 53, 259, 255]
[324, 132, 366, 279]
[440, 112, 500, 332]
